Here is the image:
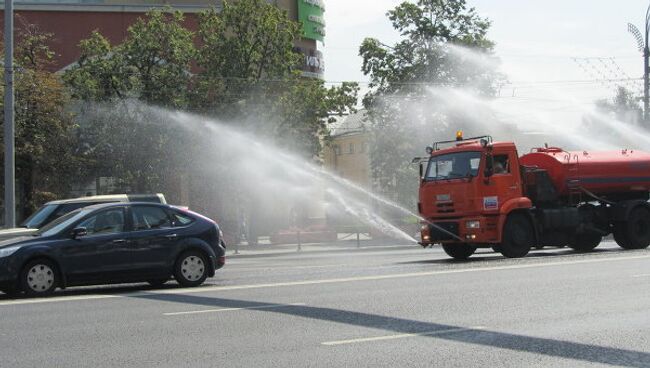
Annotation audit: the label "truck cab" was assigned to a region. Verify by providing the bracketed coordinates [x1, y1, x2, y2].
[418, 134, 533, 259]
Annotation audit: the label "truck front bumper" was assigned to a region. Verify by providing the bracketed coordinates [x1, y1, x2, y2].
[420, 217, 499, 245]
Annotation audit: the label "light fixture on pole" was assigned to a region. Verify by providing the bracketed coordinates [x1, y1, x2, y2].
[627, 3, 650, 124]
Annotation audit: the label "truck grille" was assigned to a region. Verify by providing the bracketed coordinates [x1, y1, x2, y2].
[428, 222, 459, 241]
[436, 202, 455, 213]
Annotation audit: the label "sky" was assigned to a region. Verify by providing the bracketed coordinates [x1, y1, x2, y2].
[320, 0, 650, 108]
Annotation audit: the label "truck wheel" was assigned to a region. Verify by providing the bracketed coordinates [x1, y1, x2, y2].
[442, 243, 476, 260]
[499, 213, 533, 258]
[614, 207, 650, 249]
[568, 232, 602, 252]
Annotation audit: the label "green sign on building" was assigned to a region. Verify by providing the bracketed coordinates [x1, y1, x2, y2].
[298, 0, 325, 42]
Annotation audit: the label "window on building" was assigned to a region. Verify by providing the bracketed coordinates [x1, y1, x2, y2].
[333, 145, 341, 155]
[349, 143, 355, 154]
[360, 142, 368, 153]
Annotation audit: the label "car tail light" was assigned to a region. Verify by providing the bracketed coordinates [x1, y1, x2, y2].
[218, 256, 226, 266]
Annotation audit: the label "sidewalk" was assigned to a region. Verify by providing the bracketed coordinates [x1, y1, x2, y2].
[226, 235, 417, 258]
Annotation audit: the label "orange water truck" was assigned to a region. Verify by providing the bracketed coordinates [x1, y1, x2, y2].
[416, 132, 650, 259]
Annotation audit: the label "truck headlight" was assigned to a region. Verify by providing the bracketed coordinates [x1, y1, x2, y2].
[466, 220, 480, 229]
[0, 246, 20, 258]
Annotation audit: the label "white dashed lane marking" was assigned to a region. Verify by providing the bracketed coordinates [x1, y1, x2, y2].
[163, 302, 306, 316]
[322, 326, 486, 346]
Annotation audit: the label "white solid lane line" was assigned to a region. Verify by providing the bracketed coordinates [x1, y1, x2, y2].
[163, 302, 306, 316]
[322, 326, 486, 346]
[631, 273, 650, 278]
[1, 253, 649, 307]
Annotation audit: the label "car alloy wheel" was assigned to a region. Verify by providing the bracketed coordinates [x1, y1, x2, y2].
[182, 256, 204, 281]
[174, 251, 209, 287]
[21, 259, 58, 296]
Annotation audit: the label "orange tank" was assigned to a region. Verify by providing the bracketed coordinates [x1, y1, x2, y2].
[519, 147, 650, 196]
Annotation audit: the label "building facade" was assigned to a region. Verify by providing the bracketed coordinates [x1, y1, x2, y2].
[0, 0, 324, 77]
[324, 110, 371, 189]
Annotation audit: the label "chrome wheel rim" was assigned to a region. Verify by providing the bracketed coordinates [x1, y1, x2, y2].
[181, 256, 205, 281]
[27, 264, 54, 292]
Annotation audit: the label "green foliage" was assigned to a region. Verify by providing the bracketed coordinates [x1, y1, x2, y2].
[66, 8, 195, 107]
[122, 9, 195, 107]
[191, 0, 356, 156]
[64, 8, 196, 194]
[595, 87, 643, 124]
[0, 25, 79, 218]
[62, 0, 357, 211]
[359, 0, 498, 206]
[63, 31, 137, 101]
[271, 80, 359, 155]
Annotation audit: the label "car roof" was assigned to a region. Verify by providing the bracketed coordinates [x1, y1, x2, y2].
[46, 194, 166, 205]
[81, 202, 170, 211]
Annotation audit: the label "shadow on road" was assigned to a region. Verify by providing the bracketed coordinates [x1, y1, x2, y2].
[131, 293, 650, 367]
[398, 247, 630, 265]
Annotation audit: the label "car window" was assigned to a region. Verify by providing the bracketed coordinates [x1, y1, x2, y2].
[21, 204, 59, 228]
[77, 208, 125, 236]
[132, 206, 172, 231]
[493, 154, 511, 174]
[36, 208, 91, 237]
[172, 211, 195, 226]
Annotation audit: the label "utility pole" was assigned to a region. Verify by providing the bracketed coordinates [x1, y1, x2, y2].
[628, 3, 650, 124]
[3, 0, 15, 228]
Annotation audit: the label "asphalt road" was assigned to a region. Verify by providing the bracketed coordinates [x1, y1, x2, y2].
[1, 240, 649, 368]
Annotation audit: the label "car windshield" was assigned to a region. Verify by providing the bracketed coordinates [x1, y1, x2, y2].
[34, 208, 92, 237]
[426, 151, 482, 181]
[21, 204, 58, 228]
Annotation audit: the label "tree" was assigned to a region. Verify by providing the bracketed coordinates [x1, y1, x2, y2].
[0, 23, 79, 218]
[193, 1, 357, 156]
[595, 86, 643, 125]
[359, 0, 498, 206]
[64, 8, 195, 193]
[193, 0, 301, 115]
[64, 2, 358, 241]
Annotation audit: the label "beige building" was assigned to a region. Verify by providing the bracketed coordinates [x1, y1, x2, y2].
[324, 110, 371, 189]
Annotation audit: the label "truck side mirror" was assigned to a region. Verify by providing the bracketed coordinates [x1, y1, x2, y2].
[484, 154, 494, 178]
[419, 162, 424, 180]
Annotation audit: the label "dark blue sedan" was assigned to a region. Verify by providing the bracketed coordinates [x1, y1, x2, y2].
[0, 202, 226, 297]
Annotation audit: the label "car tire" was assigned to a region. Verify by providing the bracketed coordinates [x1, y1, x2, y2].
[499, 213, 533, 258]
[20, 259, 59, 297]
[442, 243, 476, 260]
[174, 250, 209, 287]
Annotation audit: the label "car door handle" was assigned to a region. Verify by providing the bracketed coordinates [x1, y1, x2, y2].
[113, 239, 128, 244]
[164, 234, 178, 240]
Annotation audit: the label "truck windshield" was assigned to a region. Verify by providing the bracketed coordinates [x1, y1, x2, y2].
[426, 151, 482, 181]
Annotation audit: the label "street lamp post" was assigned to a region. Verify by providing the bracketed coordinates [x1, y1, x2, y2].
[4, 0, 15, 228]
[628, 3, 650, 124]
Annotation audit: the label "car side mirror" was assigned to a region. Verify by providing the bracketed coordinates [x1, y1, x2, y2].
[71, 227, 88, 239]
